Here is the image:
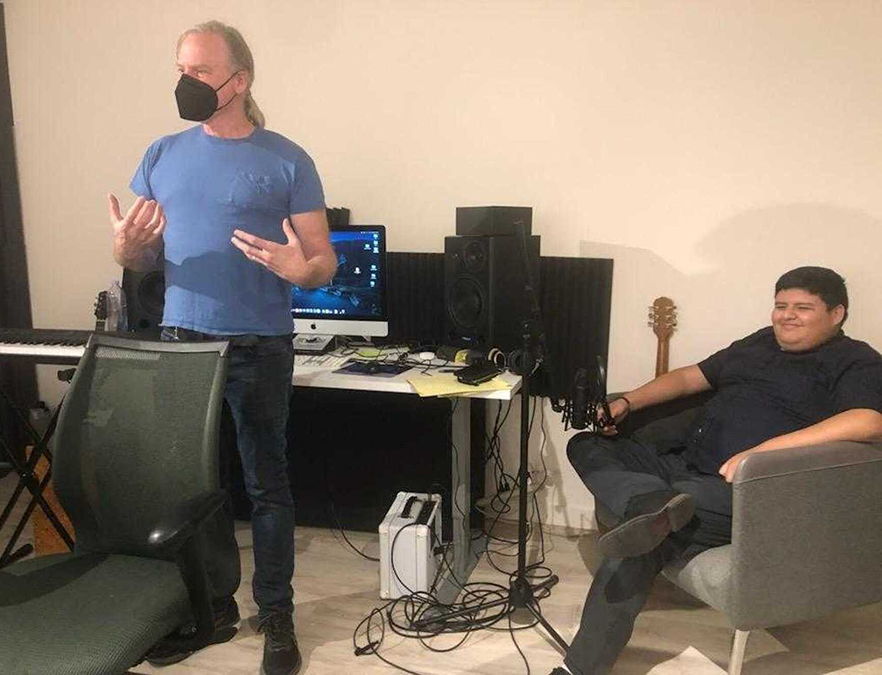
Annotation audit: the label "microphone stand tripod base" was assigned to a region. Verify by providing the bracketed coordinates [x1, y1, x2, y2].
[509, 574, 570, 651]
[411, 572, 569, 654]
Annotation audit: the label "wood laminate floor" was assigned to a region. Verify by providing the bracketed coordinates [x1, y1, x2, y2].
[2, 473, 882, 675]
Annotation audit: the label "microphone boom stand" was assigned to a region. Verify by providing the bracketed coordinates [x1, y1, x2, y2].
[506, 318, 570, 651]
[414, 226, 569, 654]
[412, 321, 569, 652]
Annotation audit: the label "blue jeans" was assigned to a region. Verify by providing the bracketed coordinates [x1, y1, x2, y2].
[162, 327, 295, 620]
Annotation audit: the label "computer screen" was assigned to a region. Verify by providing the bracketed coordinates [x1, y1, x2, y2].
[291, 225, 389, 339]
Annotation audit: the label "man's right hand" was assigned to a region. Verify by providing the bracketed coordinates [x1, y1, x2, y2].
[599, 397, 631, 435]
[109, 194, 165, 268]
[596, 365, 712, 436]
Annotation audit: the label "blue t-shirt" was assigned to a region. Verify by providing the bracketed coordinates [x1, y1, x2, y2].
[130, 125, 326, 335]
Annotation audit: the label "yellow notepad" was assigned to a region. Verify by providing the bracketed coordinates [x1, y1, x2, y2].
[406, 372, 513, 397]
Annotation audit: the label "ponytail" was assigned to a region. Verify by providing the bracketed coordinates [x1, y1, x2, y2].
[244, 92, 265, 129]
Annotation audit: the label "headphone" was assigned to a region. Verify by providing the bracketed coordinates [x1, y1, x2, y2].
[487, 347, 507, 369]
[506, 348, 532, 376]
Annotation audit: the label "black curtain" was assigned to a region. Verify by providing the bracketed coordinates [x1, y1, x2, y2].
[0, 2, 38, 459]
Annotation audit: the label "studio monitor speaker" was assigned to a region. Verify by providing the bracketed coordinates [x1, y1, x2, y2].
[122, 261, 165, 337]
[444, 235, 540, 352]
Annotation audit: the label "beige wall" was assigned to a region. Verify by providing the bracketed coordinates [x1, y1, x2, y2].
[7, 0, 882, 530]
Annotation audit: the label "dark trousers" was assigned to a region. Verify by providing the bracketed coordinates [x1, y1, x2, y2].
[564, 435, 732, 675]
[162, 327, 295, 621]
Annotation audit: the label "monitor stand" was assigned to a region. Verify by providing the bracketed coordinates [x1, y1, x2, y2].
[293, 334, 335, 354]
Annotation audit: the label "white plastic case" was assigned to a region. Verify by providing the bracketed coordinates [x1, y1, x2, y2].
[378, 491, 442, 599]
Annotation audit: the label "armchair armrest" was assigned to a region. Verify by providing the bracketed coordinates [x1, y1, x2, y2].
[727, 441, 882, 628]
[736, 440, 882, 481]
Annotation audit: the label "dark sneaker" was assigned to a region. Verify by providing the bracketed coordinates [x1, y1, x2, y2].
[598, 492, 695, 558]
[145, 597, 240, 666]
[259, 612, 301, 675]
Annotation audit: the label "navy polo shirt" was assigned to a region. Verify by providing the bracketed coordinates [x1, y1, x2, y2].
[686, 327, 882, 474]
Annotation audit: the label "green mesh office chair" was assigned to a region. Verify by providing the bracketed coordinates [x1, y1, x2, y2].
[0, 335, 235, 675]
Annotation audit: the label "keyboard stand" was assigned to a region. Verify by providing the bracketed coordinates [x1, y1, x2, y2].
[0, 385, 74, 568]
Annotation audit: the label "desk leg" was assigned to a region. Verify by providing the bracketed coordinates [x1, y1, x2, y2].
[435, 397, 484, 605]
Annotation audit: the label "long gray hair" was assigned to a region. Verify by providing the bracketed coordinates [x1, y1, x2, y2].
[177, 20, 266, 128]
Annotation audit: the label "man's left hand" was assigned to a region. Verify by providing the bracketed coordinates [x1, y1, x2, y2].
[718, 448, 760, 483]
[231, 218, 308, 284]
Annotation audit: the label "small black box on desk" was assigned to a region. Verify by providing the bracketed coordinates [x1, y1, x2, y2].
[455, 206, 532, 237]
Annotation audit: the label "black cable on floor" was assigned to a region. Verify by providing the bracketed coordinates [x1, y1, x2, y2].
[352, 396, 560, 675]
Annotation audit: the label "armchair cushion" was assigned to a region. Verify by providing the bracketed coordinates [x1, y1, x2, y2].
[661, 545, 733, 612]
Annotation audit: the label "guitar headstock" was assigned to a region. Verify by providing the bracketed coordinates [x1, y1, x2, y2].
[648, 296, 677, 341]
[94, 290, 108, 331]
[94, 291, 108, 321]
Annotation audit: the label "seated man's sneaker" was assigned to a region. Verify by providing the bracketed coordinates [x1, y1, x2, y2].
[259, 612, 301, 675]
[598, 491, 695, 559]
[145, 596, 240, 666]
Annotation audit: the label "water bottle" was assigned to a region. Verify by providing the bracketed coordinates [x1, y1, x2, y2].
[106, 280, 127, 332]
[117, 281, 128, 332]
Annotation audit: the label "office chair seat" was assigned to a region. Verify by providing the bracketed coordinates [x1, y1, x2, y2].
[0, 551, 191, 675]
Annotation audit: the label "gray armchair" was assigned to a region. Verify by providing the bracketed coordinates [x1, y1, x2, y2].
[596, 397, 882, 675]
[0, 335, 236, 674]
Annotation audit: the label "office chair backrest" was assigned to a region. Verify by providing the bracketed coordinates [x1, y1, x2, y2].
[52, 335, 229, 558]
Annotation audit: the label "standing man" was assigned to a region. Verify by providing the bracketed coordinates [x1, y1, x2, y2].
[549, 266, 882, 675]
[109, 21, 336, 675]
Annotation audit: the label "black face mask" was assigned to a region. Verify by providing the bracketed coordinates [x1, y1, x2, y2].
[175, 72, 239, 122]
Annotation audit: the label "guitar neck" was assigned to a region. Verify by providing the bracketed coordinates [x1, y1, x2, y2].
[655, 338, 670, 377]
[649, 296, 676, 378]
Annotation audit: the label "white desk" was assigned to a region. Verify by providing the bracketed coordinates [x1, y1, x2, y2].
[292, 362, 521, 603]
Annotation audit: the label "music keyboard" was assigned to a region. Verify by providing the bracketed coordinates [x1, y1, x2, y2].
[0, 329, 92, 364]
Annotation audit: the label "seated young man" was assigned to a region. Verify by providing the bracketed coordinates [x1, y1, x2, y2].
[551, 266, 882, 675]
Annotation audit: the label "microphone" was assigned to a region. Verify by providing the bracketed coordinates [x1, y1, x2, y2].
[595, 355, 613, 426]
[570, 368, 590, 430]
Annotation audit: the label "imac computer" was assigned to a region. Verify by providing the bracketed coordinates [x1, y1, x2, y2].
[291, 225, 388, 351]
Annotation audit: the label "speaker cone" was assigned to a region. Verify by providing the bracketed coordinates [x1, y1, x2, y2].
[448, 277, 484, 329]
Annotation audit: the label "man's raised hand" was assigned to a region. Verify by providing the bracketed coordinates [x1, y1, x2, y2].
[231, 217, 309, 285]
[109, 193, 165, 267]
